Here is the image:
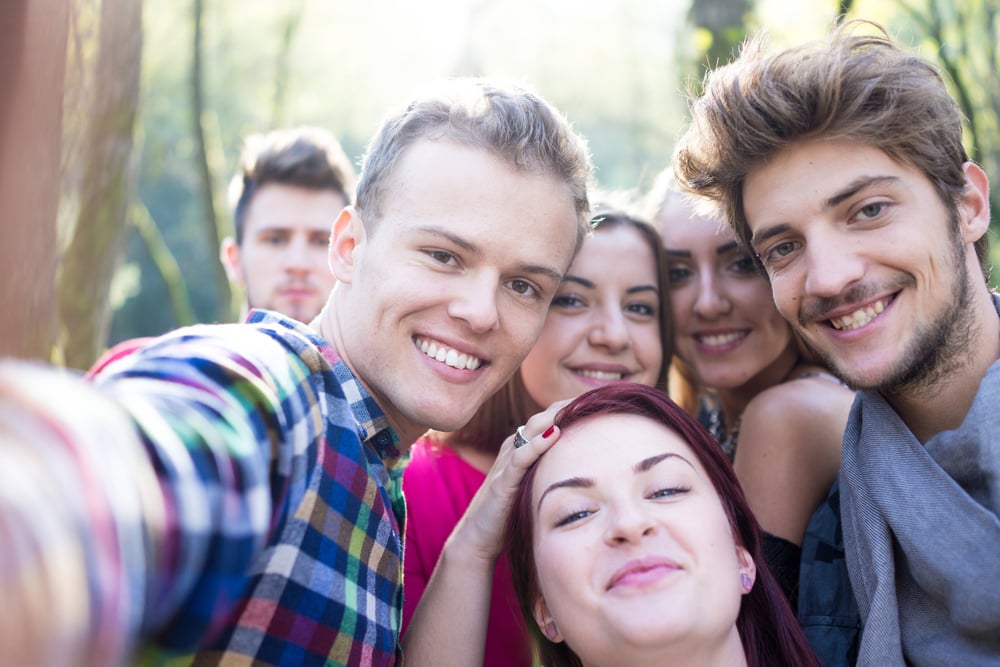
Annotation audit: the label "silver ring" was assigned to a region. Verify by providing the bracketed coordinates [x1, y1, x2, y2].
[513, 425, 529, 448]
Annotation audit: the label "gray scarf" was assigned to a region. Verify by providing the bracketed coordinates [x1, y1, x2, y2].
[841, 342, 1000, 665]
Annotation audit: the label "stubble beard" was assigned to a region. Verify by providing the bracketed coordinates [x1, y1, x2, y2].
[808, 221, 978, 399]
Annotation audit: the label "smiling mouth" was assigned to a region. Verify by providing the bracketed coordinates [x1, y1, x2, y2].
[828, 298, 888, 331]
[415, 337, 483, 370]
[695, 331, 748, 347]
[575, 369, 626, 381]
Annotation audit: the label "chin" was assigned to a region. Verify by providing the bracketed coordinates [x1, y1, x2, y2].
[419, 404, 479, 433]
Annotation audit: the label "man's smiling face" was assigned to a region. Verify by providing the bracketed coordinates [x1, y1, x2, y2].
[327, 139, 580, 442]
[743, 138, 986, 394]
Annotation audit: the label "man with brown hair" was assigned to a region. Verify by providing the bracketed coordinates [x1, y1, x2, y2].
[220, 126, 356, 323]
[675, 21, 1000, 666]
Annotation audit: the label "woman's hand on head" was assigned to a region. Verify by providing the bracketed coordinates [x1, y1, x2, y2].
[450, 399, 569, 562]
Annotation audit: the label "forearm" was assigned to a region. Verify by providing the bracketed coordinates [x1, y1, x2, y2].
[401, 523, 496, 666]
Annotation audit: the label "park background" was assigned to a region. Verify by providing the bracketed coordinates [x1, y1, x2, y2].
[2, 0, 997, 369]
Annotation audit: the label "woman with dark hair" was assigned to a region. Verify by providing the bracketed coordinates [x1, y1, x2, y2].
[506, 383, 819, 667]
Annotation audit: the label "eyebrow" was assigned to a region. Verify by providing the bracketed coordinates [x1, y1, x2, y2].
[536, 452, 693, 512]
[824, 175, 900, 209]
[750, 175, 901, 249]
[562, 275, 594, 289]
[636, 452, 693, 473]
[562, 276, 658, 296]
[416, 225, 564, 283]
[664, 240, 741, 259]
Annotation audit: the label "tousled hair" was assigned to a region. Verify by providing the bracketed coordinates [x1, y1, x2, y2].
[505, 383, 819, 667]
[673, 19, 989, 279]
[354, 78, 593, 251]
[229, 126, 356, 243]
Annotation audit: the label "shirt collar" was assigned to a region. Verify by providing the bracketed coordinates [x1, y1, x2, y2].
[246, 309, 403, 466]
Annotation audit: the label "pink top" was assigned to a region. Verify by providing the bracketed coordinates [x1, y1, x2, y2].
[402, 439, 532, 667]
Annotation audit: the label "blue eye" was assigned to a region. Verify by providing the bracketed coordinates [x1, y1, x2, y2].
[650, 486, 688, 499]
[555, 509, 592, 527]
[857, 202, 886, 219]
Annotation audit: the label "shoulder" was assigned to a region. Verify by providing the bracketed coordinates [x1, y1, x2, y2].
[740, 371, 855, 446]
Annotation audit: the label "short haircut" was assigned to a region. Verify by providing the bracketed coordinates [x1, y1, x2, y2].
[505, 383, 819, 667]
[673, 19, 989, 278]
[355, 77, 593, 249]
[229, 126, 357, 244]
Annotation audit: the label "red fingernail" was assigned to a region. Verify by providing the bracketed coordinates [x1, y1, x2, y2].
[543, 425, 555, 438]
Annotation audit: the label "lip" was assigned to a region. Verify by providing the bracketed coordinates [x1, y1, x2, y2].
[690, 328, 750, 354]
[607, 556, 680, 591]
[278, 287, 317, 299]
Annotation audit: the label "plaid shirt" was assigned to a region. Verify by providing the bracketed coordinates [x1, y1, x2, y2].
[89, 310, 406, 665]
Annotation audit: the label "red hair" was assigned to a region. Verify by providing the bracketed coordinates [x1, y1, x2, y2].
[505, 383, 818, 667]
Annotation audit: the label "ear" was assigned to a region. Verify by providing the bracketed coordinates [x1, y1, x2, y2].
[329, 206, 365, 284]
[532, 595, 564, 644]
[736, 546, 757, 595]
[958, 161, 991, 244]
[220, 236, 245, 286]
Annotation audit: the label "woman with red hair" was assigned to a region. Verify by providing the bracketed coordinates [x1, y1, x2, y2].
[505, 383, 817, 666]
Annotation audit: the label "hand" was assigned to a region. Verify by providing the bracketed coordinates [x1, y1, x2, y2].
[449, 399, 570, 562]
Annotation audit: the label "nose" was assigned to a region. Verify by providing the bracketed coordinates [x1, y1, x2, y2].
[801, 230, 865, 299]
[588, 304, 630, 352]
[692, 270, 731, 319]
[604, 500, 657, 546]
[447, 271, 501, 333]
[283, 236, 312, 273]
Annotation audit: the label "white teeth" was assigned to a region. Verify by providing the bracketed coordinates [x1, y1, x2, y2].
[578, 369, 624, 380]
[830, 299, 886, 331]
[416, 338, 483, 370]
[698, 332, 745, 346]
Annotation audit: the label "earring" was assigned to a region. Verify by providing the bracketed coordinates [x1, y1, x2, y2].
[740, 571, 752, 592]
[543, 618, 561, 642]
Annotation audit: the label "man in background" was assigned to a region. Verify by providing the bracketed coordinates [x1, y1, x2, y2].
[220, 126, 356, 323]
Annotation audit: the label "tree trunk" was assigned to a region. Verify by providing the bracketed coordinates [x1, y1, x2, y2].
[192, 0, 234, 321]
[57, 0, 144, 370]
[0, 0, 68, 361]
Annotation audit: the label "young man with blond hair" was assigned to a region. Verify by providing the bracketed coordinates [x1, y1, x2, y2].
[0, 78, 592, 666]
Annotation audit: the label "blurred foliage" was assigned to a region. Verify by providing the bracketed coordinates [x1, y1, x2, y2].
[101, 0, 1000, 351]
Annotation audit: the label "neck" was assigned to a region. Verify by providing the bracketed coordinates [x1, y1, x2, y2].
[886, 287, 1000, 443]
[315, 305, 425, 449]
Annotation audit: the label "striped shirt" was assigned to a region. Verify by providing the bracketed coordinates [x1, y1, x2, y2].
[89, 310, 406, 665]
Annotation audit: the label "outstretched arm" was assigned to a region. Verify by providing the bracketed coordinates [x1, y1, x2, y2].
[0, 328, 310, 665]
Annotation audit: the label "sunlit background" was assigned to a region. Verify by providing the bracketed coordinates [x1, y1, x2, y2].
[25, 0, 1000, 366]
